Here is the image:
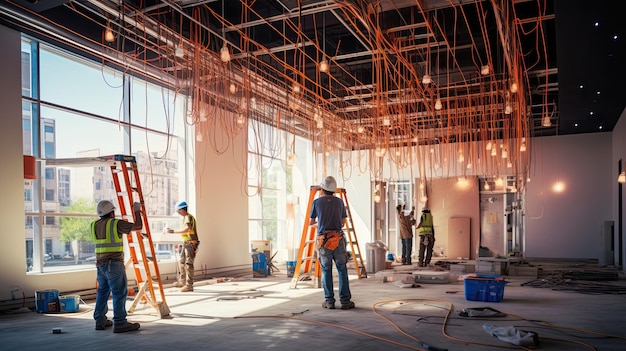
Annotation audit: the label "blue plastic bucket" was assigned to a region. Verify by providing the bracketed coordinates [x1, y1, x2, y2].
[286, 261, 296, 277]
[59, 295, 80, 313]
[35, 289, 59, 313]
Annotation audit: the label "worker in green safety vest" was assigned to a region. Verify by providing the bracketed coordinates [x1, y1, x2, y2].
[416, 208, 435, 267]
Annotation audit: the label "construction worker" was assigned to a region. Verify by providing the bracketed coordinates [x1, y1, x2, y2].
[167, 201, 198, 292]
[310, 176, 355, 310]
[417, 208, 435, 267]
[92, 200, 142, 333]
[396, 204, 416, 265]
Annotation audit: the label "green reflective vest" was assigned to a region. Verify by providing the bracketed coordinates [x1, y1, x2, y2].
[418, 213, 434, 235]
[92, 219, 124, 254]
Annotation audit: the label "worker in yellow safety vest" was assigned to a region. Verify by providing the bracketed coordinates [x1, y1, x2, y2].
[92, 200, 142, 333]
[416, 208, 435, 267]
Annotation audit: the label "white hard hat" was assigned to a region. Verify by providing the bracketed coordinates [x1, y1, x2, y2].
[320, 176, 337, 192]
[97, 200, 115, 217]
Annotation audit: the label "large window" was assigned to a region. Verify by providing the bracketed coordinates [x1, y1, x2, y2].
[247, 121, 312, 262]
[22, 37, 188, 272]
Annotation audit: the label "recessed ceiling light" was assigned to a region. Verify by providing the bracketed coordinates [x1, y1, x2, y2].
[594, 21, 599, 27]
[574, 123, 578, 127]
[613, 35, 618, 40]
[596, 91, 601, 95]
[599, 126, 603, 130]
[589, 111, 594, 116]
[579, 84, 584, 89]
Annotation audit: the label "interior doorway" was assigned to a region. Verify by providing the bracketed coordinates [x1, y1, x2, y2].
[478, 176, 525, 257]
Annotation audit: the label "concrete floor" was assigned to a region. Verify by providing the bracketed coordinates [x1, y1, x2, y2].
[2, 262, 626, 351]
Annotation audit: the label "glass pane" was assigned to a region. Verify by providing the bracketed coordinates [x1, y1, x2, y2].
[40, 105, 125, 158]
[130, 78, 185, 133]
[131, 127, 179, 218]
[40, 45, 123, 120]
[248, 187, 262, 219]
[42, 215, 96, 272]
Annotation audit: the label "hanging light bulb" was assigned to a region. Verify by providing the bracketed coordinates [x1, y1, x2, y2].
[236, 113, 246, 127]
[542, 115, 551, 127]
[357, 125, 364, 133]
[196, 132, 203, 142]
[382, 117, 390, 126]
[486, 141, 492, 151]
[220, 44, 230, 63]
[375, 147, 386, 157]
[618, 171, 626, 183]
[510, 82, 518, 93]
[491, 147, 497, 157]
[104, 24, 115, 43]
[501, 149, 508, 159]
[286, 153, 295, 166]
[481, 65, 490, 75]
[434, 98, 442, 110]
[484, 182, 490, 190]
[495, 177, 504, 187]
[422, 74, 431, 85]
[292, 84, 301, 94]
[319, 58, 329, 73]
[229, 83, 237, 94]
[374, 191, 381, 203]
[507, 161, 513, 168]
[520, 143, 527, 152]
[504, 103, 512, 115]
[458, 153, 464, 163]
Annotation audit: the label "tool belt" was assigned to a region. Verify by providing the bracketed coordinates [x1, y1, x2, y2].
[317, 231, 343, 250]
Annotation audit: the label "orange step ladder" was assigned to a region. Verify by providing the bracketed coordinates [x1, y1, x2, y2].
[108, 155, 170, 318]
[289, 186, 366, 289]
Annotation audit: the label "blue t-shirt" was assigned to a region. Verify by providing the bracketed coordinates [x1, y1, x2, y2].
[310, 195, 347, 234]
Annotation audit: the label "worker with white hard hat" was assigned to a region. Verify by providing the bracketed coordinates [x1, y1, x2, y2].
[92, 199, 142, 333]
[309, 176, 355, 310]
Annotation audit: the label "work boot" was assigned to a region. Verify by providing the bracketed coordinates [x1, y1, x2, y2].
[340, 301, 356, 310]
[95, 320, 112, 330]
[174, 281, 184, 288]
[180, 285, 194, 292]
[113, 322, 140, 333]
[322, 301, 335, 309]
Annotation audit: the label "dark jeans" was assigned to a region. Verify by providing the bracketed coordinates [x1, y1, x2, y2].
[318, 236, 351, 305]
[418, 234, 435, 265]
[401, 237, 413, 262]
[94, 260, 128, 327]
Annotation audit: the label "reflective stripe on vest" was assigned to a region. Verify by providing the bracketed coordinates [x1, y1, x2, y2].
[93, 219, 123, 253]
[418, 213, 434, 235]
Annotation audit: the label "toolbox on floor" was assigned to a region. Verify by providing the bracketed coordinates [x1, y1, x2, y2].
[464, 275, 507, 302]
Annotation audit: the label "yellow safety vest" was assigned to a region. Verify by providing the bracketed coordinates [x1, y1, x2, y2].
[181, 214, 198, 241]
[418, 213, 434, 235]
[92, 219, 124, 254]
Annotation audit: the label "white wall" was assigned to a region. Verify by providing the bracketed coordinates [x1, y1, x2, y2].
[611, 107, 626, 267]
[192, 111, 251, 273]
[525, 133, 613, 259]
